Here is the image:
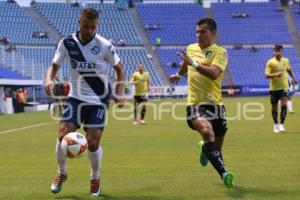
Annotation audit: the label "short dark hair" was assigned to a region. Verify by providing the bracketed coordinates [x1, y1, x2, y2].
[197, 18, 217, 32]
[274, 44, 283, 51]
[80, 8, 99, 20]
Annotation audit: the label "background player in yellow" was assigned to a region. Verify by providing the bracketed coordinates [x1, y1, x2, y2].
[265, 44, 297, 133]
[130, 64, 150, 125]
[169, 18, 234, 189]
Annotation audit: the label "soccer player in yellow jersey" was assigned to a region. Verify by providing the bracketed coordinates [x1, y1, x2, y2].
[169, 18, 234, 188]
[265, 44, 297, 133]
[130, 64, 150, 125]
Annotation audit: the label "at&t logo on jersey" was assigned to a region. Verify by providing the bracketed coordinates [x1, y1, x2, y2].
[70, 59, 96, 70]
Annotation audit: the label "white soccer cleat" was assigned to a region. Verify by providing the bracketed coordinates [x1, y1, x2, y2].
[278, 124, 285, 132]
[133, 120, 138, 125]
[140, 120, 146, 125]
[90, 179, 101, 197]
[273, 124, 280, 133]
[51, 174, 67, 194]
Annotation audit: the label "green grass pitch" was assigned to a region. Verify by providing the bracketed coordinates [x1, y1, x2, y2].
[0, 96, 300, 200]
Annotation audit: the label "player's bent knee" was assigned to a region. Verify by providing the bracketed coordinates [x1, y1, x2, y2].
[203, 132, 215, 143]
[87, 140, 100, 152]
[193, 118, 211, 130]
[58, 122, 76, 142]
[193, 118, 214, 140]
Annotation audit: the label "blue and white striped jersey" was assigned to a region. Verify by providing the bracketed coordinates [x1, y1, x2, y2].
[53, 32, 120, 105]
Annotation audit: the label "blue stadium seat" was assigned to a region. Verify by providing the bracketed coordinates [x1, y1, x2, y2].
[136, 3, 205, 45]
[1, 47, 161, 86]
[0, 2, 53, 45]
[34, 2, 142, 45]
[211, 2, 291, 44]
[0, 66, 26, 79]
[228, 47, 300, 86]
[156, 47, 300, 87]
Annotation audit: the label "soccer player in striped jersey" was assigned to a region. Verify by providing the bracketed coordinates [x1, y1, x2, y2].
[44, 8, 125, 197]
[169, 18, 234, 188]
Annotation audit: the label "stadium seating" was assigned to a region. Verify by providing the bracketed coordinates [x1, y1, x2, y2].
[156, 47, 300, 87]
[1, 1, 299, 90]
[211, 2, 291, 44]
[136, 3, 205, 45]
[136, 2, 290, 45]
[291, 6, 300, 36]
[0, 2, 53, 45]
[0, 66, 26, 79]
[155, 47, 187, 86]
[228, 47, 300, 86]
[1, 46, 161, 86]
[115, 48, 162, 86]
[0, 47, 54, 80]
[34, 2, 142, 45]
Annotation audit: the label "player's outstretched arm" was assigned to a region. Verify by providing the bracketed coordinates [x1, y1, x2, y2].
[113, 62, 125, 107]
[44, 63, 60, 96]
[177, 49, 222, 80]
[169, 58, 188, 83]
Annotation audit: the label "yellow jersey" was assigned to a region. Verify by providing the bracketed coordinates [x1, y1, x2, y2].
[187, 43, 228, 105]
[131, 71, 150, 96]
[265, 57, 290, 91]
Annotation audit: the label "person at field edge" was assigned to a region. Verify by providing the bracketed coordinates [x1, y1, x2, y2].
[286, 76, 298, 114]
[15, 88, 27, 113]
[169, 18, 235, 189]
[44, 8, 125, 197]
[265, 44, 297, 133]
[130, 64, 150, 125]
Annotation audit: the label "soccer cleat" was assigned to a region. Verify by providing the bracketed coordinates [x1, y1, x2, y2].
[133, 118, 138, 125]
[278, 124, 285, 132]
[51, 174, 67, 194]
[273, 124, 280, 133]
[222, 171, 235, 189]
[140, 120, 146, 125]
[288, 110, 295, 114]
[90, 179, 101, 197]
[198, 140, 208, 167]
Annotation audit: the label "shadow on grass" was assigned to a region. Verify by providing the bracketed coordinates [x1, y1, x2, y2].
[55, 195, 183, 200]
[225, 185, 300, 199]
[100, 195, 184, 200]
[282, 130, 300, 134]
[55, 196, 90, 200]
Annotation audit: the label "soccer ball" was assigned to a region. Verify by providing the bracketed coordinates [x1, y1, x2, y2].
[61, 132, 88, 159]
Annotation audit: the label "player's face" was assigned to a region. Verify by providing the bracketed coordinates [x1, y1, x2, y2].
[79, 16, 98, 42]
[137, 65, 144, 73]
[274, 49, 283, 59]
[196, 24, 215, 49]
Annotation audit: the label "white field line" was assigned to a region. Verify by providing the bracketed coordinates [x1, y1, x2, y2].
[0, 122, 57, 135]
